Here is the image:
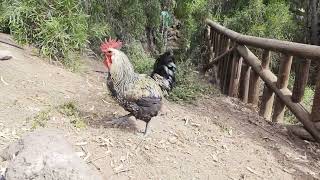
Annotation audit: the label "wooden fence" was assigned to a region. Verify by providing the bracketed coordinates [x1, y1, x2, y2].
[203, 19, 320, 142]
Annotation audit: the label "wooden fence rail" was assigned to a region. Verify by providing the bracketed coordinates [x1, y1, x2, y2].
[203, 19, 320, 142]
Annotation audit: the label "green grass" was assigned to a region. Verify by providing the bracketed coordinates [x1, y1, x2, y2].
[0, 0, 89, 70]
[30, 102, 87, 130]
[31, 110, 51, 129]
[58, 102, 87, 129]
[285, 85, 315, 124]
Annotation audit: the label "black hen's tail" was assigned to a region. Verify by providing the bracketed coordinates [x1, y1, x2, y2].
[151, 50, 177, 94]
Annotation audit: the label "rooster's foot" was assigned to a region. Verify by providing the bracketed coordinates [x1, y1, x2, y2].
[138, 121, 151, 136]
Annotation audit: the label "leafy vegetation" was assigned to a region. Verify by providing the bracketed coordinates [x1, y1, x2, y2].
[285, 86, 315, 124]
[124, 41, 155, 74]
[0, 0, 161, 69]
[0, 0, 88, 70]
[0, 0, 318, 111]
[29, 102, 87, 130]
[169, 61, 217, 102]
[224, 0, 298, 40]
[58, 102, 86, 129]
[31, 110, 51, 129]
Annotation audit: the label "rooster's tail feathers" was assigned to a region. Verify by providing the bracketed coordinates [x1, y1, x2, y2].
[151, 51, 177, 93]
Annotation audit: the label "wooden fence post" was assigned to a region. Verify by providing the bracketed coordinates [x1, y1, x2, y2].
[210, 29, 215, 58]
[217, 34, 223, 89]
[218, 36, 230, 91]
[272, 54, 293, 122]
[228, 52, 243, 97]
[248, 68, 260, 105]
[222, 39, 232, 94]
[202, 26, 211, 69]
[239, 63, 251, 103]
[311, 70, 320, 122]
[292, 59, 311, 103]
[211, 28, 220, 58]
[259, 50, 274, 120]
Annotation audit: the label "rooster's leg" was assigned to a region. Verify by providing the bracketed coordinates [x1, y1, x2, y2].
[144, 121, 151, 136]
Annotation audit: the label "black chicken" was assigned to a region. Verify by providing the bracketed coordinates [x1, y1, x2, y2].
[151, 50, 177, 94]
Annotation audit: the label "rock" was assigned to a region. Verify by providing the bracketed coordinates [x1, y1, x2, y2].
[0, 50, 12, 61]
[144, 145, 150, 150]
[1, 128, 103, 180]
[168, 137, 178, 144]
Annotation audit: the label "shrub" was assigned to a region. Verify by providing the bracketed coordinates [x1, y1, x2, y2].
[123, 41, 155, 74]
[1, 0, 89, 70]
[169, 61, 217, 102]
[0, 0, 164, 68]
[104, 0, 147, 40]
[175, 0, 209, 50]
[224, 0, 298, 41]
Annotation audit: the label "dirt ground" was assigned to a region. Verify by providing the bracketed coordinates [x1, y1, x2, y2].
[0, 39, 320, 180]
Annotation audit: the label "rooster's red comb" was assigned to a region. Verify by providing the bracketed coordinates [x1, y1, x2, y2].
[100, 38, 123, 53]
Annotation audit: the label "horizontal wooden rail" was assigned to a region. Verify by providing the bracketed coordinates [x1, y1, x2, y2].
[204, 19, 320, 142]
[203, 46, 236, 72]
[206, 19, 320, 60]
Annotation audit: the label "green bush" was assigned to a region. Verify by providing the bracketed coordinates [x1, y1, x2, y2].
[169, 61, 217, 102]
[1, 0, 89, 70]
[175, 0, 209, 50]
[123, 41, 155, 74]
[224, 0, 298, 40]
[0, 0, 164, 68]
[90, 0, 159, 41]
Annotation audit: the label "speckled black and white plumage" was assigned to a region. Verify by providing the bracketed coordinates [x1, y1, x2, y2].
[105, 49, 163, 134]
[107, 73, 162, 124]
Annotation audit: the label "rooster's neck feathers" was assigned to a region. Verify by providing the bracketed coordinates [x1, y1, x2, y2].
[109, 51, 138, 93]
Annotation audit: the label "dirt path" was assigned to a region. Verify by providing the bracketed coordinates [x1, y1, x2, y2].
[0, 41, 320, 180]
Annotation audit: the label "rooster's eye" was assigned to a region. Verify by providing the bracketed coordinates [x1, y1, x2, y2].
[107, 50, 112, 54]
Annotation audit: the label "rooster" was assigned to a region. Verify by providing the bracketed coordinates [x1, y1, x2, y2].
[101, 39, 176, 135]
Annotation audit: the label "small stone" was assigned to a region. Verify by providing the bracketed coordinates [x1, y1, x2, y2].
[120, 156, 126, 162]
[158, 139, 166, 144]
[211, 154, 219, 162]
[144, 145, 150, 150]
[0, 50, 12, 61]
[168, 137, 178, 144]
